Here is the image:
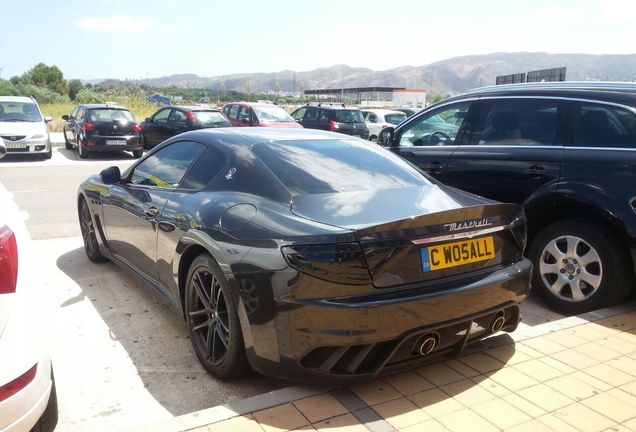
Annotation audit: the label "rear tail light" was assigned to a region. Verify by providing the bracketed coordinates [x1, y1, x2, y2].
[0, 364, 37, 402]
[281, 242, 372, 285]
[185, 111, 196, 124]
[134, 123, 142, 133]
[329, 120, 340, 131]
[82, 123, 95, 131]
[0, 225, 18, 294]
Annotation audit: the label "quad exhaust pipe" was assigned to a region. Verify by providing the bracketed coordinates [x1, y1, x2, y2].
[491, 312, 506, 333]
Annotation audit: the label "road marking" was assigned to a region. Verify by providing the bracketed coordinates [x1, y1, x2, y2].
[11, 189, 49, 193]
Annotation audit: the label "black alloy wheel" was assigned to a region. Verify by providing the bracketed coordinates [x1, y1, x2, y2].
[185, 254, 249, 379]
[79, 198, 106, 263]
[77, 136, 89, 159]
[64, 131, 72, 150]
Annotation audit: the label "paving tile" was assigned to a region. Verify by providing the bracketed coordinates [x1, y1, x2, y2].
[383, 371, 435, 396]
[595, 312, 636, 331]
[571, 371, 614, 392]
[513, 343, 544, 358]
[605, 356, 636, 377]
[483, 344, 533, 365]
[517, 383, 574, 412]
[538, 355, 577, 374]
[569, 323, 620, 341]
[414, 362, 465, 387]
[207, 415, 263, 432]
[574, 341, 623, 362]
[472, 376, 512, 397]
[408, 388, 464, 418]
[513, 358, 565, 381]
[581, 391, 636, 423]
[619, 381, 636, 397]
[372, 397, 429, 430]
[444, 359, 481, 378]
[470, 398, 532, 429]
[506, 420, 555, 432]
[486, 366, 539, 391]
[521, 336, 567, 355]
[293, 393, 348, 424]
[545, 374, 602, 401]
[436, 408, 498, 432]
[440, 379, 496, 406]
[312, 414, 366, 432]
[502, 393, 547, 418]
[622, 418, 636, 430]
[605, 388, 636, 409]
[349, 379, 401, 406]
[603, 424, 632, 432]
[399, 418, 449, 432]
[554, 402, 615, 431]
[552, 348, 600, 369]
[595, 335, 636, 356]
[252, 403, 310, 432]
[457, 351, 506, 374]
[537, 413, 583, 432]
[544, 330, 591, 348]
[583, 364, 634, 387]
[615, 331, 636, 344]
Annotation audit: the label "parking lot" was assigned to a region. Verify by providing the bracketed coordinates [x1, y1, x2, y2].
[1, 145, 573, 431]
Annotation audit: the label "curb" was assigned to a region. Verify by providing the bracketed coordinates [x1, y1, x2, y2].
[133, 300, 636, 432]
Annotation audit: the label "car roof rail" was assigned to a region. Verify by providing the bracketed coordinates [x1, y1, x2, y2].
[466, 81, 636, 95]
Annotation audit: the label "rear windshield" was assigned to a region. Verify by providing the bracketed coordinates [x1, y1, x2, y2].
[0, 102, 42, 122]
[252, 105, 294, 123]
[87, 109, 135, 122]
[252, 139, 430, 195]
[194, 111, 230, 127]
[385, 113, 407, 125]
[335, 110, 364, 123]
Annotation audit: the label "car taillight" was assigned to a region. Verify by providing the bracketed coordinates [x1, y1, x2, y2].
[185, 111, 196, 123]
[0, 364, 37, 402]
[329, 120, 340, 131]
[82, 123, 95, 131]
[281, 242, 372, 285]
[0, 225, 18, 294]
[134, 123, 142, 133]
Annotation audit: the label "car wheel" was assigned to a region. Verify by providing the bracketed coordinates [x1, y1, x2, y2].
[185, 254, 250, 380]
[64, 132, 72, 150]
[77, 136, 89, 159]
[142, 133, 149, 149]
[31, 372, 58, 432]
[79, 197, 107, 263]
[528, 219, 633, 315]
[369, 135, 377, 143]
[132, 149, 143, 158]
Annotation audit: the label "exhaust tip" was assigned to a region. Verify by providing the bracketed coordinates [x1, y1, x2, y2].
[491, 314, 506, 333]
[417, 334, 438, 356]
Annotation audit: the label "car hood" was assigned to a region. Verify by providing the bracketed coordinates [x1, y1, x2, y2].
[260, 121, 303, 128]
[0, 121, 48, 137]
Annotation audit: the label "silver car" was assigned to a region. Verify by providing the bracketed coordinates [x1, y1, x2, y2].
[0, 96, 52, 159]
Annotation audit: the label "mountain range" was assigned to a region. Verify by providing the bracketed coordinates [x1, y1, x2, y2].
[96, 52, 636, 96]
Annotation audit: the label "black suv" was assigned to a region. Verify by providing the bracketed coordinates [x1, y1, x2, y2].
[291, 104, 369, 139]
[378, 82, 636, 314]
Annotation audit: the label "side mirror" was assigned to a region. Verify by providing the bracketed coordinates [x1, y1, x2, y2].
[62, 115, 69, 121]
[241, 118, 250, 125]
[100, 166, 121, 185]
[0, 142, 6, 160]
[44, 116, 53, 123]
[378, 127, 395, 146]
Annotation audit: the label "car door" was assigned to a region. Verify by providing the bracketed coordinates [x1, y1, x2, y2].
[389, 101, 474, 185]
[64, 106, 79, 143]
[144, 108, 172, 147]
[166, 109, 190, 136]
[302, 107, 320, 130]
[70, 107, 85, 144]
[291, 107, 307, 126]
[101, 141, 206, 279]
[447, 97, 565, 204]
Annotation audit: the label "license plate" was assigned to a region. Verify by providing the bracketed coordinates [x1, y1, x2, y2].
[4, 141, 26, 149]
[421, 236, 495, 272]
[105, 139, 127, 145]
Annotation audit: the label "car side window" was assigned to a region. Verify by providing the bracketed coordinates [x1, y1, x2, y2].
[364, 112, 378, 123]
[227, 105, 239, 120]
[305, 108, 319, 123]
[153, 109, 171, 124]
[319, 109, 331, 123]
[77, 108, 85, 121]
[470, 99, 561, 146]
[293, 108, 306, 121]
[179, 146, 227, 190]
[168, 109, 187, 125]
[129, 141, 205, 188]
[238, 106, 252, 123]
[398, 102, 472, 147]
[572, 102, 636, 149]
[71, 107, 79, 119]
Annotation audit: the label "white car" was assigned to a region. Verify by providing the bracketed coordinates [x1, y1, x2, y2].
[0, 96, 52, 159]
[0, 144, 57, 432]
[361, 109, 408, 142]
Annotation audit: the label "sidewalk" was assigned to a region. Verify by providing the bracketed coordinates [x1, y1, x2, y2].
[140, 304, 636, 432]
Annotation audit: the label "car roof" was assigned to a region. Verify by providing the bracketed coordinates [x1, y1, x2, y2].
[82, 103, 129, 110]
[0, 96, 36, 103]
[302, 105, 360, 111]
[171, 105, 222, 112]
[224, 101, 280, 108]
[361, 108, 406, 115]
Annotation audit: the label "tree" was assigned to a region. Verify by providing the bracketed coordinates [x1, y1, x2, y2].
[275, 80, 281, 96]
[75, 88, 105, 104]
[244, 80, 253, 97]
[21, 63, 68, 95]
[68, 79, 84, 100]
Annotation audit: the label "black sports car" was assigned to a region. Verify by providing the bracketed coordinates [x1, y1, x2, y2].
[77, 128, 531, 382]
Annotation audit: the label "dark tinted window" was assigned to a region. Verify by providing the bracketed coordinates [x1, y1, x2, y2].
[130, 141, 204, 188]
[385, 113, 407, 125]
[335, 110, 364, 123]
[398, 102, 471, 147]
[292, 108, 306, 121]
[88, 109, 135, 122]
[471, 99, 560, 146]
[304, 107, 319, 122]
[572, 102, 636, 148]
[252, 139, 430, 195]
[180, 147, 227, 190]
[194, 111, 230, 127]
[152, 108, 170, 124]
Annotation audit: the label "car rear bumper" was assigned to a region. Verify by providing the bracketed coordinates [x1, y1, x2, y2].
[240, 258, 532, 383]
[84, 135, 142, 151]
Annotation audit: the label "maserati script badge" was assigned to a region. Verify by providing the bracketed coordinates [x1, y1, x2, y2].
[444, 218, 493, 232]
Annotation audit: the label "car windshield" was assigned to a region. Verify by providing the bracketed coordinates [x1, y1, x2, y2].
[335, 110, 364, 123]
[87, 109, 135, 122]
[0, 102, 42, 122]
[252, 105, 294, 123]
[252, 139, 430, 195]
[194, 111, 230, 126]
[385, 113, 407, 125]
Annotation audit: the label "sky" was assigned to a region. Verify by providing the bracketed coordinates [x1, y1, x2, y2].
[1, 0, 635, 80]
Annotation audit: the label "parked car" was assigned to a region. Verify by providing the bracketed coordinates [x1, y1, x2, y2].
[393, 107, 419, 118]
[141, 106, 230, 149]
[223, 102, 302, 128]
[361, 109, 407, 142]
[0, 96, 52, 159]
[62, 103, 143, 159]
[378, 81, 636, 314]
[291, 104, 369, 139]
[0, 165, 58, 432]
[77, 127, 530, 382]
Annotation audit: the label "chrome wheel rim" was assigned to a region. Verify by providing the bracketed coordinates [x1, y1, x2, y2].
[539, 235, 603, 302]
[188, 268, 230, 366]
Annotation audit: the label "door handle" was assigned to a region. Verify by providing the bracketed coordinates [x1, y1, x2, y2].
[425, 161, 444, 174]
[525, 164, 545, 176]
[145, 207, 159, 218]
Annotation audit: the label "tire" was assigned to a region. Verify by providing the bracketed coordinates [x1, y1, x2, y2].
[31, 373, 58, 432]
[79, 197, 107, 263]
[528, 218, 633, 315]
[132, 149, 143, 158]
[42, 146, 52, 159]
[142, 133, 149, 149]
[64, 131, 72, 150]
[77, 136, 89, 159]
[369, 135, 377, 143]
[185, 254, 250, 380]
